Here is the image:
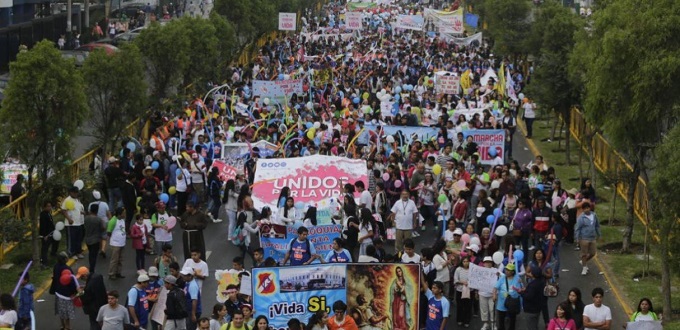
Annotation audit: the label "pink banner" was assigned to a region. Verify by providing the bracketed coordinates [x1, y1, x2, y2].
[211, 160, 238, 182]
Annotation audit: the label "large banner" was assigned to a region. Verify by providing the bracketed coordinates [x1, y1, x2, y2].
[424, 8, 464, 34]
[210, 160, 238, 182]
[347, 2, 377, 11]
[440, 32, 483, 46]
[462, 129, 506, 165]
[360, 125, 440, 146]
[252, 155, 368, 217]
[253, 263, 420, 330]
[435, 75, 460, 95]
[345, 12, 363, 30]
[259, 223, 342, 264]
[395, 15, 424, 31]
[220, 140, 278, 169]
[0, 163, 28, 195]
[252, 79, 304, 105]
[279, 12, 297, 31]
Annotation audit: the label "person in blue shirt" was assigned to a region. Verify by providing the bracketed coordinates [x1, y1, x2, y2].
[420, 276, 450, 330]
[493, 263, 523, 330]
[16, 272, 34, 330]
[181, 267, 202, 330]
[282, 226, 319, 266]
[323, 238, 352, 263]
[127, 274, 150, 329]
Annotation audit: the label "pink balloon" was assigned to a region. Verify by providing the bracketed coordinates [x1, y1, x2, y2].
[167, 216, 177, 230]
[461, 233, 470, 244]
[382, 173, 390, 181]
[394, 180, 402, 188]
[456, 180, 467, 189]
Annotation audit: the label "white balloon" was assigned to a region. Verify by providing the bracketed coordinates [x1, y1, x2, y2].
[495, 225, 508, 237]
[55, 221, 65, 231]
[470, 237, 481, 246]
[73, 180, 84, 190]
[492, 251, 504, 265]
[386, 135, 395, 144]
[52, 230, 62, 241]
[263, 98, 270, 105]
[314, 122, 321, 129]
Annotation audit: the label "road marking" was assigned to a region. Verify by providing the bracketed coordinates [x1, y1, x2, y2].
[206, 250, 213, 260]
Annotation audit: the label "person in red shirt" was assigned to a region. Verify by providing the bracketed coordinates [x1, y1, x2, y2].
[327, 300, 358, 330]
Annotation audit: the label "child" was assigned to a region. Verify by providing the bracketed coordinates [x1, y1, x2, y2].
[142, 212, 155, 255]
[241, 304, 255, 328]
[130, 214, 149, 273]
[400, 238, 421, 264]
[16, 272, 34, 330]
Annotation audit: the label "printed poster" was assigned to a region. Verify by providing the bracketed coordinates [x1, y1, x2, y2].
[424, 8, 464, 34]
[462, 129, 506, 165]
[345, 12, 363, 30]
[435, 75, 460, 95]
[0, 163, 28, 195]
[279, 12, 297, 31]
[214, 269, 242, 303]
[395, 15, 425, 31]
[252, 264, 420, 330]
[210, 159, 237, 182]
[259, 223, 342, 265]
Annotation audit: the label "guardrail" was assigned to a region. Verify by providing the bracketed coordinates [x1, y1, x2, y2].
[568, 107, 650, 228]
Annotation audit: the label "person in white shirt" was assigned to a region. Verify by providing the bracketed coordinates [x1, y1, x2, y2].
[176, 161, 192, 215]
[583, 287, 612, 330]
[62, 187, 85, 259]
[189, 153, 207, 206]
[182, 248, 209, 292]
[355, 181, 373, 210]
[400, 238, 422, 264]
[389, 190, 418, 252]
[277, 198, 297, 225]
[89, 190, 111, 258]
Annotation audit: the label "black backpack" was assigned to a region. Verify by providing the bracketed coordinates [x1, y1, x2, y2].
[165, 287, 188, 319]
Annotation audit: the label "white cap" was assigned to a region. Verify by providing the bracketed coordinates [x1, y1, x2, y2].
[92, 190, 101, 200]
[467, 244, 480, 253]
[137, 274, 150, 282]
[180, 267, 194, 276]
[453, 228, 463, 236]
[148, 266, 159, 277]
[483, 256, 493, 263]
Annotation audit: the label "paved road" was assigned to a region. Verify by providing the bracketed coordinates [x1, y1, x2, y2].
[34, 133, 627, 329]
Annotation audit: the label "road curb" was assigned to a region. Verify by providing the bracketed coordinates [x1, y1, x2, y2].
[516, 116, 633, 316]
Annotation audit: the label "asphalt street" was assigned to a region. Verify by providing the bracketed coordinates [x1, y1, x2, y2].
[34, 132, 628, 329]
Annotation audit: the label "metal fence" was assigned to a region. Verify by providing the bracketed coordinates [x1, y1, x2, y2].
[568, 107, 650, 227]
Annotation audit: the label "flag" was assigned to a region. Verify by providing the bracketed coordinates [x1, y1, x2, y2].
[506, 68, 518, 102]
[465, 13, 479, 28]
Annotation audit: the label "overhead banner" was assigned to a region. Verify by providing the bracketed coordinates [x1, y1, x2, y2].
[345, 12, 363, 30]
[259, 223, 342, 264]
[252, 263, 420, 330]
[424, 8, 464, 34]
[441, 32, 483, 46]
[347, 2, 377, 11]
[252, 155, 368, 216]
[395, 15, 425, 31]
[462, 129, 505, 165]
[279, 12, 297, 31]
[252, 79, 304, 105]
[436, 75, 460, 95]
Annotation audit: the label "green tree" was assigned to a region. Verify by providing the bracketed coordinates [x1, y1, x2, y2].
[524, 2, 582, 164]
[214, 0, 255, 44]
[649, 124, 680, 321]
[174, 17, 220, 88]
[477, 0, 531, 60]
[135, 22, 190, 103]
[0, 40, 89, 262]
[570, 0, 680, 252]
[209, 12, 238, 80]
[82, 44, 147, 158]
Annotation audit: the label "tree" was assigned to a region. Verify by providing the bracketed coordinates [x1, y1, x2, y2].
[649, 124, 680, 322]
[477, 0, 531, 60]
[569, 0, 680, 252]
[135, 22, 190, 103]
[82, 44, 147, 158]
[524, 2, 582, 165]
[214, 0, 255, 45]
[174, 17, 220, 89]
[0, 40, 89, 262]
[209, 12, 238, 81]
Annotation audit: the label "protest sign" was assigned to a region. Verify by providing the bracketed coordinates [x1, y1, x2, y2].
[625, 321, 662, 330]
[252, 263, 420, 330]
[424, 8, 464, 34]
[279, 13, 297, 31]
[252, 79, 304, 106]
[345, 12, 363, 30]
[210, 159, 237, 182]
[462, 129, 506, 165]
[468, 263, 499, 290]
[259, 223, 342, 265]
[214, 269, 241, 303]
[395, 15, 425, 31]
[436, 75, 460, 95]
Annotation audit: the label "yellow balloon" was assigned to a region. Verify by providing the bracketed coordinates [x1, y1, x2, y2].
[168, 186, 177, 195]
[432, 164, 442, 175]
[306, 128, 316, 140]
[65, 199, 75, 210]
[220, 102, 227, 110]
[136, 196, 142, 212]
[213, 113, 219, 119]
[362, 92, 369, 100]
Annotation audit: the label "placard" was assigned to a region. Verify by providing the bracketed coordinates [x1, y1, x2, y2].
[395, 15, 425, 31]
[436, 75, 460, 95]
[345, 12, 362, 30]
[149, 287, 168, 325]
[279, 12, 297, 31]
[462, 129, 506, 165]
[468, 263, 499, 291]
[626, 321, 662, 330]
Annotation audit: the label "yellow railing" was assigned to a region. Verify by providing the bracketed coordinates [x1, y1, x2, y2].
[568, 107, 650, 229]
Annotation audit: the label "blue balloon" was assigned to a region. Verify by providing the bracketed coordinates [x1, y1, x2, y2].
[151, 161, 159, 170]
[395, 86, 402, 94]
[488, 148, 497, 157]
[278, 74, 285, 80]
[394, 94, 400, 101]
[160, 193, 169, 203]
[126, 141, 136, 152]
[486, 215, 495, 225]
[294, 201, 305, 209]
[176, 168, 182, 176]
[305, 122, 313, 129]
[493, 208, 503, 219]
[353, 97, 360, 104]
[513, 250, 524, 262]
[537, 184, 545, 192]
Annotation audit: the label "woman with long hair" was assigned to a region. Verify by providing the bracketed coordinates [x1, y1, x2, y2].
[277, 197, 297, 225]
[566, 288, 585, 329]
[220, 179, 239, 242]
[0, 293, 18, 329]
[209, 303, 227, 330]
[453, 256, 473, 327]
[629, 298, 659, 322]
[432, 239, 452, 298]
[278, 187, 291, 209]
[389, 266, 411, 330]
[358, 208, 374, 256]
[305, 310, 329, 330]
[303, 207, 318, 228]
[547, 301, 577, 330]
[254, 315, 270, 330]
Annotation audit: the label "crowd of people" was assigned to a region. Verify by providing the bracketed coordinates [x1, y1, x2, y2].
[5, 1, 656, 330]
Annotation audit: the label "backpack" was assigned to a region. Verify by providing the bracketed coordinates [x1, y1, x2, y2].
[165, 287, 188, 319]
[231, 224, 246, 246]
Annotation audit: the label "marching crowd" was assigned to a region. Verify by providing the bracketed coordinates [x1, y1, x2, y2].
[0, 1, 657, 330]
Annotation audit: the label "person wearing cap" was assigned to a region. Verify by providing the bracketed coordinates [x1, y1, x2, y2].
[84, 203, 105, 273]
[89, 190, 111, 258]
[479, 257, 497, 330]
[61, 186, 85, 259]
[163, 275, 188, 330]
[444, 223, 464, 258]
[78, 266, 108, 330]
[179, 202, 210, 262]
[127, 273, 150, 329]
[104, 156, 124, 211]
[145, 267, 162, 328]
[493, 262, 523, 330]
[180, 266, 203, 330]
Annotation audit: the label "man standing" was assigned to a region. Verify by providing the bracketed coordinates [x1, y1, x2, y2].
[179, 202, 210, 260]
[78, 266, 108, 330]
[176, 160, 192, 216]
[84, 204, 104, 273]
[39, 201, 58, 267]
[182, 248, 209, 292]
[96, 290, 130, 330]
[574, 202, 601, 276]
[180, 267, 202, 330]
[104, 157, 124, 210]
[107, 207, 127, 280]
[151, 202, 174, 255]
[127, 274, 150, 329]
[61, 186, 85, 259]
[189, 153, 206, 207]
[389, 190, 418, 252]
[583, 287, 612, 330]
[355, 181, 372, 210]
[163, 275, 188, 330]
[282, 226, 319, 266]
